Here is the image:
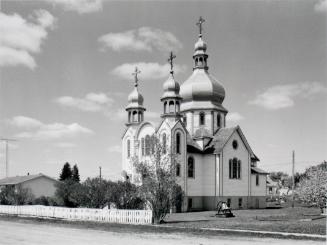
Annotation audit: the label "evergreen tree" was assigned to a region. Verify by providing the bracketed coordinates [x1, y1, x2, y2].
[72, 164, 80, 182]
[59, 162, 72, 181]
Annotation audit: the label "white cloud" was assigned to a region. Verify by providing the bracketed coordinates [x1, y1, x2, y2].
[107, 145, 122, 153]
[55, 92, 114, 112]
[112, 62, 186, 81]
[9, 116, 93, 140]
[0, 10, 56, 69]
[54, 142, 76, 148]
[226, 112, 244, 123]
[249, 82, 327, 110]
[315, 0, 327, 12]
[45, 0, 102, 14]
[99, 27, 182, 53]
[8, 116, 43, 129]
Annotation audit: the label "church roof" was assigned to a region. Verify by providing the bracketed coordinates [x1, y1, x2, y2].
[251, 167, 269, 175]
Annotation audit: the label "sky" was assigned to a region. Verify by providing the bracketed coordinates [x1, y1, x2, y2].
[0, 0, 326, 180]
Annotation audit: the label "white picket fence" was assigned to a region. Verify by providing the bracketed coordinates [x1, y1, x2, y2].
[0, 205, 153, 225]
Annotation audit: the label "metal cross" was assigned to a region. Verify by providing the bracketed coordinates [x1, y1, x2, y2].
[196, 16, 205, 36]
[132, 67, 141, 87]
[167, 51, 176, 73]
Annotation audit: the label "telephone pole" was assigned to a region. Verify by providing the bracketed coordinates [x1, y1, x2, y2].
[0, 138, 17, 178]
[291, 150, 295, 208]
[99, 166, 102, 182]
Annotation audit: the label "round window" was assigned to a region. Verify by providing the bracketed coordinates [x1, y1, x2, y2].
[232, 140, 238, 150]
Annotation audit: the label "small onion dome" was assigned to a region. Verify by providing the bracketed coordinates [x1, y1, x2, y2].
[126, 87, 144, 109]
[194, 37, 207, 52]
[180, 69, 225, 105]
[161, 73, 181, 100]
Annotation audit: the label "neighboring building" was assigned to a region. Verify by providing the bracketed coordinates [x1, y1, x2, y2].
[266, 175, 279, 196]
[121, 17, 268, 211]
[0, 173, 59, 198]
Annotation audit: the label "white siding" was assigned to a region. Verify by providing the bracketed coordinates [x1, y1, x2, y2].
[21, 177, 58, 198]
[251, 174, 267, 196]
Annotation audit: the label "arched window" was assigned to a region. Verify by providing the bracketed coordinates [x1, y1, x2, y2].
[138, 111, 142, 121]
[169, 101, 174, 113]
[162, 133, 167, 154]
[145, 135, 150, 155]
[164, 101, 167, 114]
[132, 111, 138, 122]
[128, 111, 131, 123]
[176, 163, 181, 177]
[127, 140, 131, 158]
[141, 138, 145, 156]
[229, 158, 241, 179]
[217, 114, 221, 128]
[199, 112, 205, 125]
[199, 57, 203, 65]
[188, 157, 194, 178]
[176, 101, 180, 113]
[176, 132, 181, 154]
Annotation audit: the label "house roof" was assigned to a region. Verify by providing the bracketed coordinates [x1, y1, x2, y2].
[251, 167, 269, 175]
[207, 127, 236, 153]
[0, 173, 58, 185]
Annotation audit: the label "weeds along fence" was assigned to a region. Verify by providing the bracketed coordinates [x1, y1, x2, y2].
[0, 205, 153, 225]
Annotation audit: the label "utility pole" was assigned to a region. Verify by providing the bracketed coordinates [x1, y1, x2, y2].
[292, 150, 295, 208]
[99, 166, 102, 182]
[0, 138, 17, 178]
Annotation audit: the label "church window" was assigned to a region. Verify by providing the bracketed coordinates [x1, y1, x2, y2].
[145, 135, 150, 155]
[128, 112, 131, 123]
[217, 114, 221, 128]
[188, 157, 195, 178]
[169, 101, 174, 113]
[176, 101, 180, 113]
[199, 57, 203, 66]
[176, 132, 181, 154]
[132, 111, 138, 122]
[176, 163, 181, 177]
[238, 198, 243, 208]
[232, 140, 238, 150]
[162, 133, 167, 154]
[141, 138, 145, 156]
[127, 140, 131, 158]
[199, 112, 205, 125]
[256, 174, 259, 186]
[229, 158, 241, 179]
[164, 101, 167, 114]
[138, 111, 142, 121]
[150, 135, 155, 154]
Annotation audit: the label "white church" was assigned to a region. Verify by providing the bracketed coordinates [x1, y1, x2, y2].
[122, 17, 268, 212]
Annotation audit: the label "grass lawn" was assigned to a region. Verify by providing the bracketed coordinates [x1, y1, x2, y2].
[163, 207, 326, 235]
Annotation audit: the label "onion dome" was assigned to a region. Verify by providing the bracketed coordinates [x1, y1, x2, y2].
[180, 69, 225, 105]
[161, 72, 181, 100]
[126, 87, 144, 109]
[194, 37, 207, 54]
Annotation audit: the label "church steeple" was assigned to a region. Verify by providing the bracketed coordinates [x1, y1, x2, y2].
[193, 16, 208, 71]
[125, 67, 146, 125]
[161, 51, 182, 119]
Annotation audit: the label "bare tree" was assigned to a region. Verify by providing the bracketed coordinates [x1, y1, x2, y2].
[133, 136, 183, 224]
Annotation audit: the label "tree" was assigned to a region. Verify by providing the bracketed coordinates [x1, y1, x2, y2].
[72, 164, 80, 182]
[0, 185, 34, 205]
[79, 177, 108, 208]
[133, 136, 183, 224]
[59, 162, 72, 181]
[55, 179, 82, 207]
[297, 164, 327, 212]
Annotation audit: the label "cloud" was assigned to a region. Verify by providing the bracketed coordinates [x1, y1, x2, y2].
[55, 92, 114, 112]
[45, 0, 102, 14]
[315, 0, 327, 12]
[107, 145, 122, 153]
[226, 112, 244, 123]
[54, 142, 76, 148]
[9, 116, 93, 140]
[249, 82, 327, 110]
[8, 116, 43, 129]
[112, 62, 187, 81]
[0, 10, 56, 69]
[99, 27, 182, 53]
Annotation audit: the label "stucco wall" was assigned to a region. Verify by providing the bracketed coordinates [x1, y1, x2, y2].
[21, 176, 58, 198]
[221, 131, 250, 196]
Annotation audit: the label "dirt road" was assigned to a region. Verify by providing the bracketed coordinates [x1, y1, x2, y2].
[0, 219, 324, 245]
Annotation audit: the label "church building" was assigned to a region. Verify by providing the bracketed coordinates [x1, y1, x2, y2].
[122, 17, 268, 212]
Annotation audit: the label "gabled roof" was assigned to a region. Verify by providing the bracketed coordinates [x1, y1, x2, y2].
[207, 126, 236, 153]
[0, 173, 58, 185]
[251, 167, 269, 175]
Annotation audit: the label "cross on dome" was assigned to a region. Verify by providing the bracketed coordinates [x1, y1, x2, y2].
[132, 67, 141, 87]
[196, 16, 205, 37]
[167, 51, 176, 74]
